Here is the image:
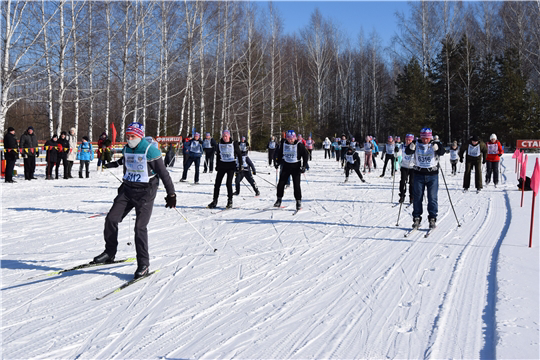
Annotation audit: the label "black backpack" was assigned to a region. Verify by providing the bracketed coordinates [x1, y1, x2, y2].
[518, 177, 532, 191]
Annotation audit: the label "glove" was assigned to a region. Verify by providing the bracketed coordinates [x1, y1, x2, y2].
[252, 170, 256, 176]
[275, 164, 279, 169]
[460, 158, 463, 163]
[409, 142, 416, 151]
[165, 194, 176, 208]
[239, 165, 244, 172]
[482, 159, 486, 164]
[432, 143, 438, 151]
[300, 166, 306, 173]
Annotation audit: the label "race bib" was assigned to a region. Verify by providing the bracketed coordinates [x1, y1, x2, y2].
[268, 141, 276, 149]
[219, 143, 234, 162]
[341, 140, 348, 147]
[239, 143, 247, 152]
[346, 154, 354, 164]
[283, 143, 299, 163]
[450, 149, 459, 160]
[190, 141, 201, 153]
[123, 152, 149, 183]
[350, 141, 356, 149]
[415, 144, 437, 169]
[487, 143, 498, 155]
[364, 143, 372, 152]
[203, 139, 212, 149]
[468, 144, 480, 157]
[386, 144, 395, 155]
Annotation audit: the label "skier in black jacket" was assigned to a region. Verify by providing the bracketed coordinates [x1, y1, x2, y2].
[234, 155, 260, 196]
[274, 130, 309, 210]
[3, 127, 18, 183]
[208, 130, 243, 209]
[58, 131, 70, 179]
[344, 147, 366, 183]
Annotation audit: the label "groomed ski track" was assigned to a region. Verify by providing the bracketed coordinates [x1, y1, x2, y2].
[1, 152, 520, 358]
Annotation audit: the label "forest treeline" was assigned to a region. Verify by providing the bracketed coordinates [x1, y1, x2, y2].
[1, 0, 539, 148]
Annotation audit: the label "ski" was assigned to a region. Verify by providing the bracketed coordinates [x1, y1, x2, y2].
[292, 208, 302, 215]
[88, 212, 107, 218]
[424, 228, 436, 238]
[96, 269, 160, 300]
[404, 227, 419, 238]
[27, 258, 136, 280]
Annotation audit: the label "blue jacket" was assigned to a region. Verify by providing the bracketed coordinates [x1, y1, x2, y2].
[77, 142, 94, 161]
[371, 140, 379, 154]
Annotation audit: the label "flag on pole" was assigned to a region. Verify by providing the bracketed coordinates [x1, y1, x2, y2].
[512, 148, 520, 159]
[521, 154, 528, 207]
[529, 158, 539, 248]
[111, 123, 117, 146]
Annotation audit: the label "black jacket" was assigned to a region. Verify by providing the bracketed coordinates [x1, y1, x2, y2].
[4, 132, 19, 160]
[19, 131, 39, 157]
[345, 149, 361, 168]
[215, 139, 243, 171]
[58, 136, 70, 159]
[45, 138, 59, 163]
[276, 139, 309, 169]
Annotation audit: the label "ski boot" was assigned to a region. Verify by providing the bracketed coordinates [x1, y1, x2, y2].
[226, 198, 233, 209]
[399, 194, 405, 204]
[274, 198, 282, 207]
[134, 264, 149, 279]
[180, 178, 187, 182]
[296, 200, 302, 211]
[344, 177, 349, 183]
[412, 216, 421, 229]
[254, 188, 260, 196]
[207, 199, 218, 209]
[428, 218, 437, 229]
[233, 190, 240, 196]
[361, 178, 366, 183]
[93, 252, 115, 264]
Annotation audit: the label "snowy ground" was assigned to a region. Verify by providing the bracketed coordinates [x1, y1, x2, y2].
[1, 150, 538, 359]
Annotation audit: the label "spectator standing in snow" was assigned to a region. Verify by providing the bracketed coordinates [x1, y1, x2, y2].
[77, 136, 93, 178]
[4, 127, 19, 183]
[58, 131, 70, 179]
[66, 127, 77, 178]
[19, 126, 38, 180]
[44, 134, 60, 180]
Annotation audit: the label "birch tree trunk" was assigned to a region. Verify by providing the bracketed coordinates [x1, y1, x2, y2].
[70, 0, 80, 138]
[40, 0, 55, 137]
[56, 0, 67, 136]
[105, 1, 112, 137]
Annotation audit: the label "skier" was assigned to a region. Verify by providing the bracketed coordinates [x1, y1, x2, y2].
[57, 131, 70, 179]
[19, 126, 39, 180]
[66, 127, 77, 178]
[371, 136, 379, 169]
[344, 146, 366, 183]
[405, 128, 446, 229]
[394, 136, 402, 171]
[449, 141, 459, 175]
[380, 136, 397, 177]
[274, 130, 309, 211]
[398, 134, 415, 204]
[297, 134, 307, 146]
[485, 133, 503, 187]
[3, 127, 18, 183]
[234, 155, 260, 196]
[208, 130, 243, 209]
[323, 137, 331, 159]
[202, 133, 217, 173]
[94, 122, 176, 279]
[45, 134, 60, 180]
[77, 136, 93, 178]
[333, 138, 341, 164]
[181, 137, 191, 168]
[180, 132, 203, 184]
[349, 137, 357, 151]
[459, 135, 487, 192]
[164, 144, 176, 167]
[340, 134, 349, 167]
[306, 136, 315, 161]
[97, 132, 109, 171]
[267, 136, 277, 166]
[239, 136, 249, 156]
[363, 136, 373, 173]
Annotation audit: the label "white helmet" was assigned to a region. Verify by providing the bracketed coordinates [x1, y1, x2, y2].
[490, 133, 497, 140]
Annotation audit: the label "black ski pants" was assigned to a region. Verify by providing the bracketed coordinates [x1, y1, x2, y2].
[204, 150, 215, 172]
[399, 167, 414, 200]
[182, 156, 201, 183]
[324, 148, 331, 159]
[235, 170, 257, 193]
[381, 154, 395, 176]
[5, 158, 15, 182]
[79, 160, 90, 178]
[277, 163, 302, 200]
[23, 156, 36, 179]
[104, 183, 157, 267]
[268, 149, 275, 165]
[345, 163, 364, 180]
[450, 160, 458, 175]
[335, 150, 341, 163]
[486, 161, 500, 185]
[213, 168, 234, 201]
[463, 157, 483, 190]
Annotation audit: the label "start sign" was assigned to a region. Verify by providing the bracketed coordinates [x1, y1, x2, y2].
[517, 140, 540, 149]
[156, 136, 182, 143]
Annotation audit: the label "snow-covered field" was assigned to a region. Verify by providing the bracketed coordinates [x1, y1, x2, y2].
[2, 151, 538, 359]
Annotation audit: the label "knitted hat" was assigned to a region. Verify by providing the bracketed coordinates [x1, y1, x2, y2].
[126, 122, 144, 138]
[388, 136, 393, 142]
[406, 134, 414, 140]
[27, 126, 34, 131]
[194, 132, 200, 137]
[471, 135, 479, 141]
[82, 136, 89, 141]
[396, 136, 401, 142]
[7, 127, 15, 132]
[60, 131, 67, 136]
[286, 130, 296, 139]
[490, 134, 497, 140]
[420, 128, 432, 139]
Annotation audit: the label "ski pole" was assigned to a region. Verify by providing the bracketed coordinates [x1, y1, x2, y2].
[242, 179, 253, 193]
[391, 168, 396, 203]
[396, 168, 409, 226]
[276, 167, 279, 185]
[255, 173, 277, 188]
[438, 163, 461, 227]
[105, 167, 123, 183]
[174, 207, 217, 252]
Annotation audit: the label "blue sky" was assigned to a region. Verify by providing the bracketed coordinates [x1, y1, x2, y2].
[269, 1, 410, 47]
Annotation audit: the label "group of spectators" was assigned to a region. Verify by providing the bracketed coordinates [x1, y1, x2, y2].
[3, 126, 113, 183]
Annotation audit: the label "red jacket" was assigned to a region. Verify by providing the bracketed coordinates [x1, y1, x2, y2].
[486, 140, 503, 162]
